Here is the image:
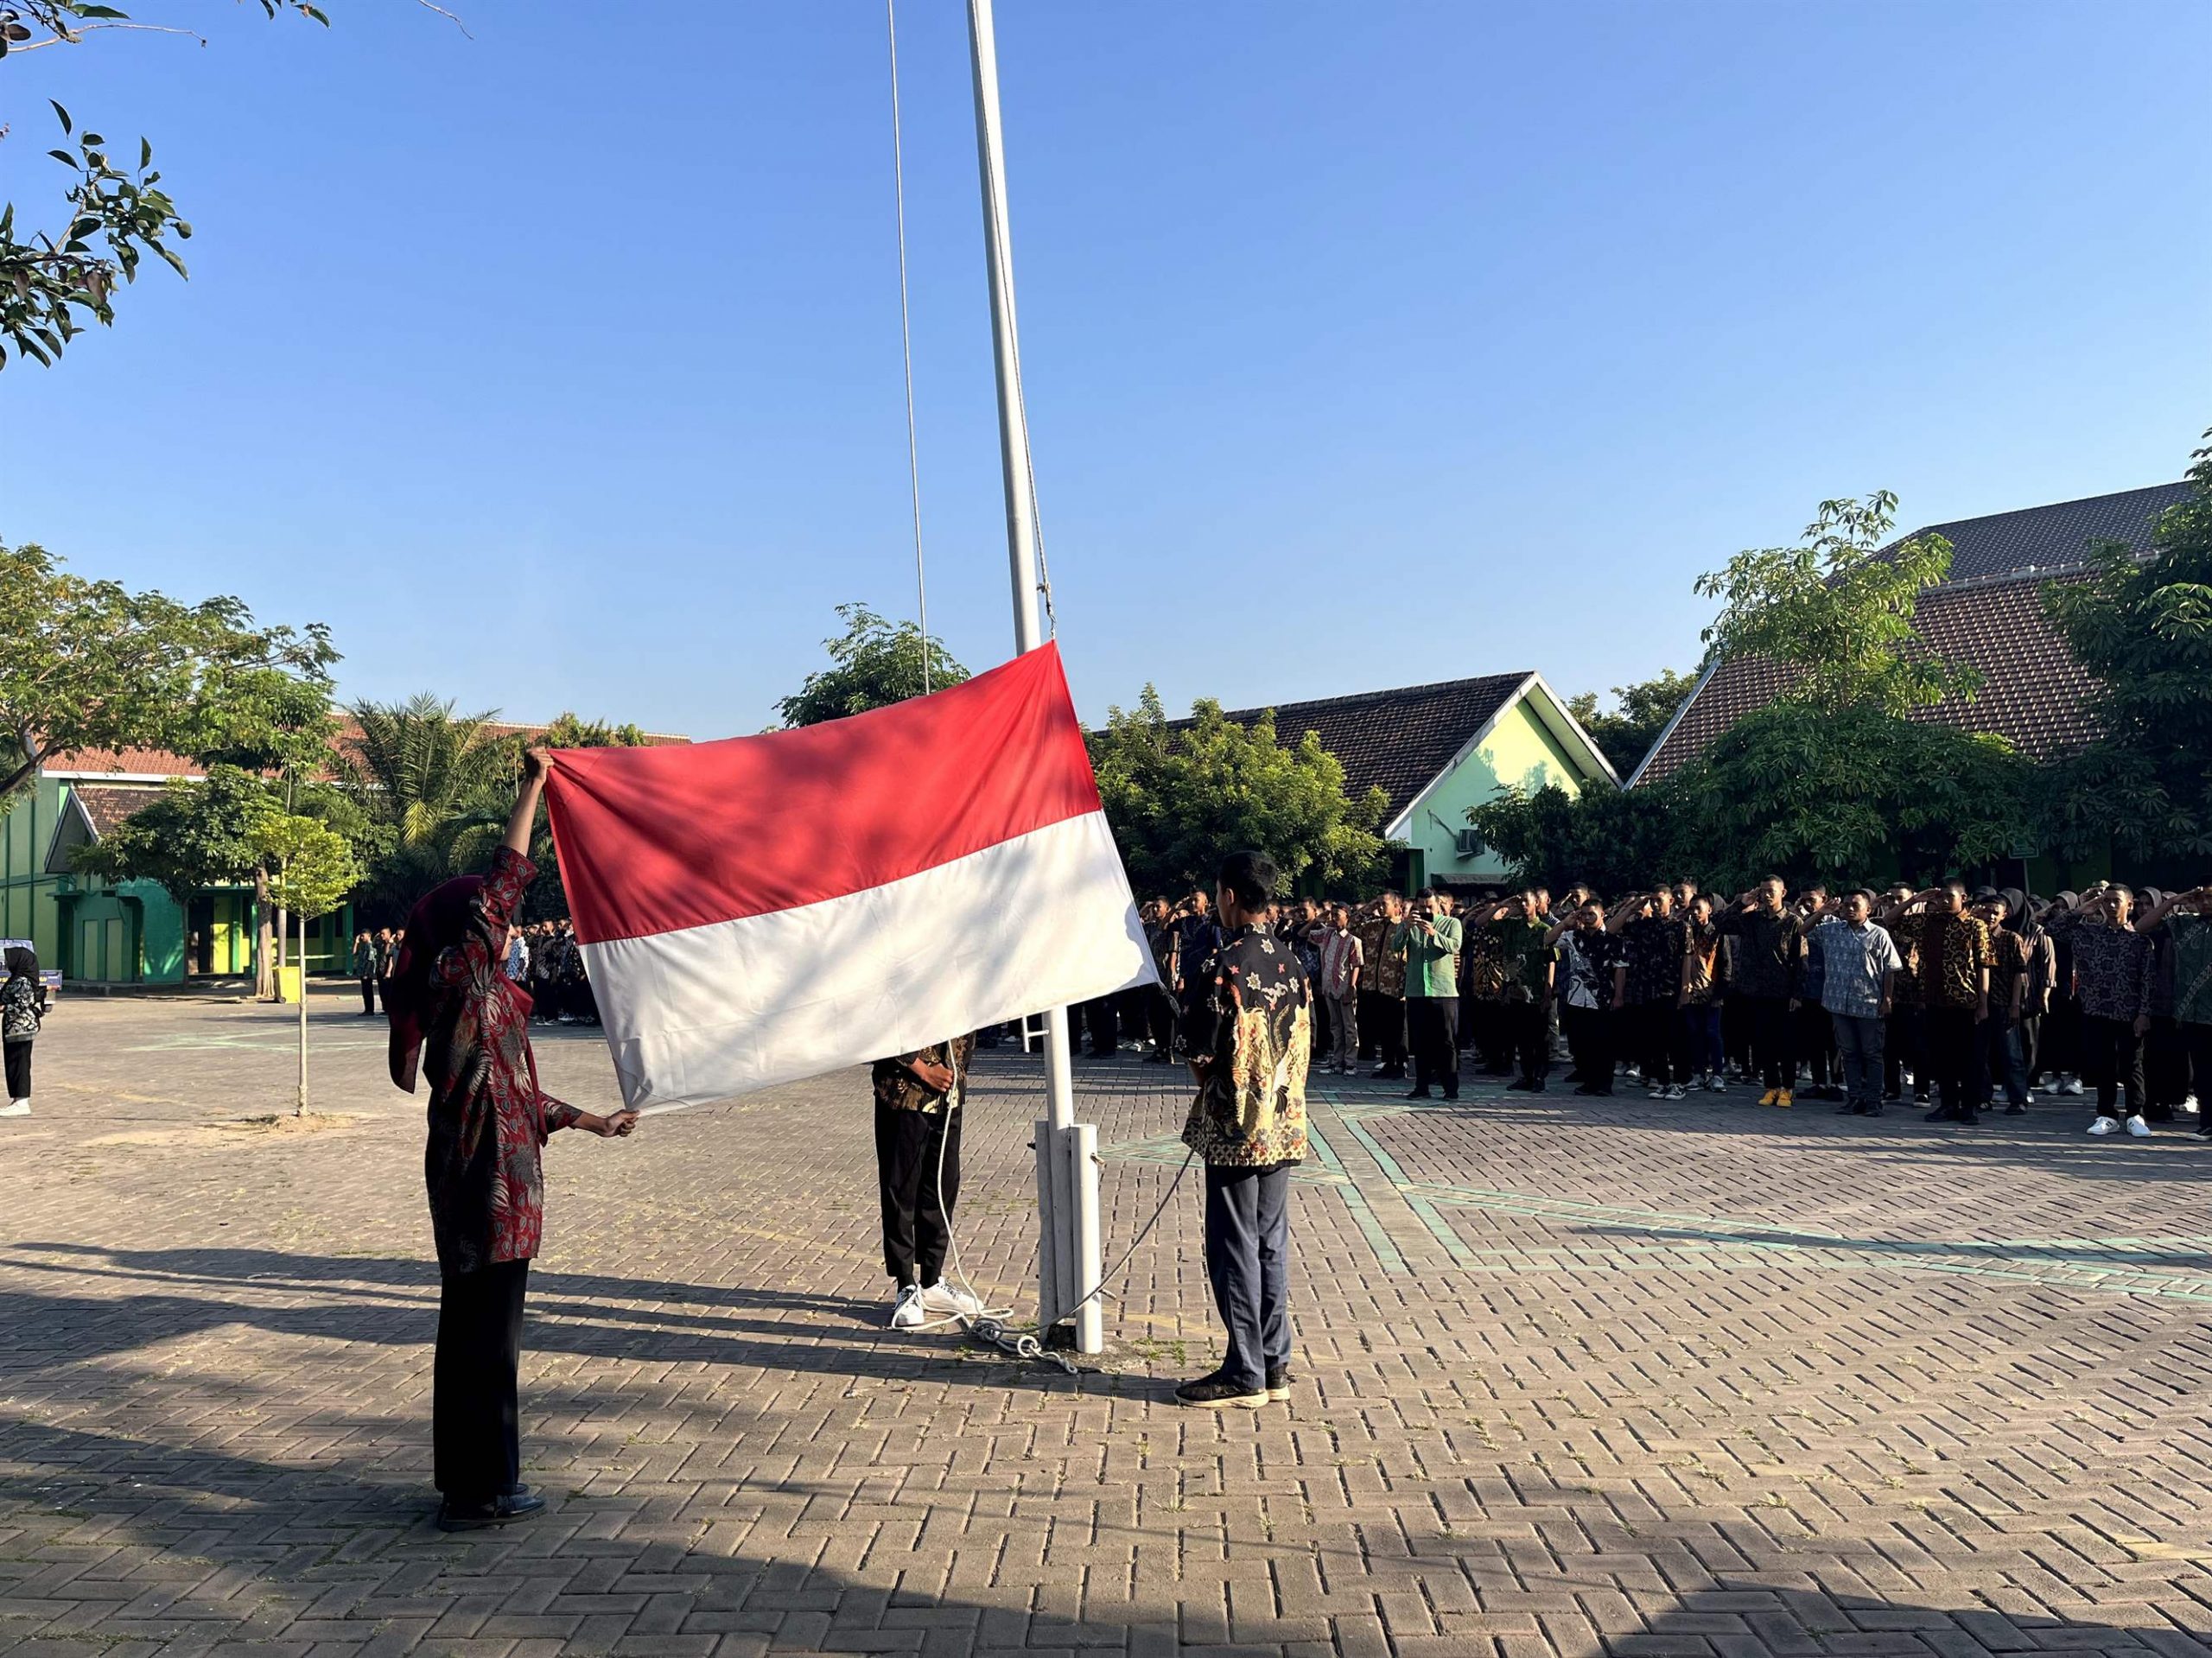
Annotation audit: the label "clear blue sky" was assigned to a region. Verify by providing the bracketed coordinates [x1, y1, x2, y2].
[6, 1, 2208, 738]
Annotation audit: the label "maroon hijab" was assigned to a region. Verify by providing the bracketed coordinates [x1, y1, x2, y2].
[385, 873, 485, 1092]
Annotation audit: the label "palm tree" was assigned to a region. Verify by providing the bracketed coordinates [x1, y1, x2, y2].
[344, 696, 518, 915]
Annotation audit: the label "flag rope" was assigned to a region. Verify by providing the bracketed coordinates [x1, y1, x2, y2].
[883, 0, 932, 694]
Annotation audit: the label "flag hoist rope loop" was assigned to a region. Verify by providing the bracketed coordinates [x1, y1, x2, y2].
[883, 0, 931, 696]
[882, 0, 1058, 652]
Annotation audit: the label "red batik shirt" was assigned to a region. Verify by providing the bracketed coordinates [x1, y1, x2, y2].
[422, 848, 582, 1274]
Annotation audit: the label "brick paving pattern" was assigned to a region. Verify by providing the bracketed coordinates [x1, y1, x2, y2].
[1, 989, 2209, 1655]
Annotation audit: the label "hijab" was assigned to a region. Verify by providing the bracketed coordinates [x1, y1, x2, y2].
[1999, 887, 2030, 938]
[3, 946, 36, 983]
[385, 874, 485, 1092]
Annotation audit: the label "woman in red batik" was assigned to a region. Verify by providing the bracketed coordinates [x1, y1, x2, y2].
[387, 748, 639, 1532]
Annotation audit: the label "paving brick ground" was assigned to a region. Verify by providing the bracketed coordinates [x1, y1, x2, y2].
[2, 987, 2209, 1655]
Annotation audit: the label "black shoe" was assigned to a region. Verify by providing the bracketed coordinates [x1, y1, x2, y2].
[1264, 1364, 1294, 1401]
[1175, 1371, 1267, 1410]
[2004, 1103, 2025, 1115]
[1505, 1077, 1535, 1092]
[435, 1490, 546, 1532]
[1441, 1089, 1460, 1101]
[1573, 1083, 1601, 1096]
[1957, 1110, 1979, 1126]
[1864, 1103, 1885, 1117]
[1405, 1086, 1431, 1099]
[1528, 1078, 1546, 1093]
[1923, 1104, 1957, 1122]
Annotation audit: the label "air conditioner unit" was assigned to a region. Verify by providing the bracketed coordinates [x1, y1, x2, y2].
[1454, 829, 1485, 861]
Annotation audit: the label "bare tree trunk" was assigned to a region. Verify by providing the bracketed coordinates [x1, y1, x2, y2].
[253, 867, 276, 1001]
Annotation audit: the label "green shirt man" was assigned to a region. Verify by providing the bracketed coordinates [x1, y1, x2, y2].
[1391, 909, 1464, 998]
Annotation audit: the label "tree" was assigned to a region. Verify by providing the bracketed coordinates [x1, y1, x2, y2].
[1566, 667, 1700, 777]
[777, 604, 969, 728]
[344, 695, 513, 922]
[72, 765, 275, 905]
[1694, 492, 1971, 716]
[0, 541, 332, 804]
[2042, 437, 2212, 859]
[250, 812, 360, 1117]
[1089, 687, 1391, 898]
[0, 1, 337, 368]
[1471, 491, 2023, 894]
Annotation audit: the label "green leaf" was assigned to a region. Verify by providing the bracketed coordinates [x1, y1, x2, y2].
[140, 137, 152, 169]
[50, 101, 72, 136]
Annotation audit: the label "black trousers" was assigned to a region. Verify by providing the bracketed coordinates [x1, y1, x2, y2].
[1408, 997, 1459, 1096]
[1630, 1001, 1676, 1087]
[1923, 1007, 1979, 1114]
[3, 1039, 29, 1100]
[359, 975, 378, 1014]
[1146, 988, 1178, 1055]
[1794, 1001, 1834, 1088]
[434, 1258, 528, 1502]
[2145, 1016, 2191, 1113]
[1361, 992, 1406, 1070]
[2081, 1014, 2145, 1118]
[1722, 995, 1755, 1071]
[1202, 1162, 1291, 1393]
[1741, 994, 1793, 1089]
[1885, 1003, 1923, 1096]
[874, 1101, 963, 1286]
[1084, 994, 1120, 1056]
[1561, 1005, 1611, 1089]
[2037, 996, 2082, 1080]
[1505, 1000, 1549, 1082]
[1467, 1000, 1510, 1072]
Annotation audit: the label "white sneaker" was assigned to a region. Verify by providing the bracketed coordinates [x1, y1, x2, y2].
[1646, 1086, 1667, 1100]
[2088, 1117, 2118, 1136]
[918, 1280, 982, 1318]
[0, 1100, 27, 1118]
[888, 1285, 927, 1330]
[2062, 1077, 2085, 1096]
[1665, 1084, 1688, 1100]
[2126, 1115, 2152, 1138]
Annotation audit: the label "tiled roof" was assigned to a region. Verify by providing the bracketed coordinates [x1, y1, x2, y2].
[1892, 481, 2189, 584]
[1637, 575, 2101, 785]
[71, 784, 166, 838]
[41, 746, 203, 779]
[42, 718, 691, 782]
[1632, 482, 2186, 787]
[1167, 674, 1532, 814]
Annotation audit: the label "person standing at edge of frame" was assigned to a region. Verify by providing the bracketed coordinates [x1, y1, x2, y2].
[1175, 849, 1312, 1411]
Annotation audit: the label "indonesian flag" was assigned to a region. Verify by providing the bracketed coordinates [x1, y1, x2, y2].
[543, 643, 1154, 1111]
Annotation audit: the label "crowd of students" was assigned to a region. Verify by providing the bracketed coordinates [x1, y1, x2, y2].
[353, 918, 599, 1025]
[1085, 876, 2212, 1136]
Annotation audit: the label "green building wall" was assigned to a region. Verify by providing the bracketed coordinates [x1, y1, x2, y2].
[0, 778, 66, 966]
[1400, 696, 1603, 886]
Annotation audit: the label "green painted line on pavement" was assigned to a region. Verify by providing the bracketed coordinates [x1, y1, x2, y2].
[1324, 1104, 1477, 1267]
[1303, 1119, 1409, 1276]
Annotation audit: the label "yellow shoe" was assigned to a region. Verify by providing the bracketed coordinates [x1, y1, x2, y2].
[1776, 1089, 1793, 1109]
[1758, 1089, 1777, 1106]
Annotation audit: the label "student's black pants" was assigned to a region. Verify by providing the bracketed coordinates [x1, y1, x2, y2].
[1084, 994, 1120, 1056]
[874, 1101, 963, 1286]
[1360, 992, 1406, 1070]
[1885, 1004, 1923, 1097]
[359, 975, 378, 1014]
[1794, 1001, 1834, 1088]
[1923, 1007, 1979, 1115]
[434, 1258, 528, 1502]
[2081, 1014, 2145, 1119]
[1631, 1001, 1676, 1087]
[1741, 994, 1793, 1089]
[1505, 1000, 1549, 1083]
[1146, 988, 1178, 1055]
[1723, 995, 1754, 1071]
[1561, 1005, 1611, 1089]
[1408, 997, 1459, 1097]
[2145, 1016, 2190, 1115]
[3, 1039, 29, 1101]
[1469, 1000, 1510, 1072]
[1202, 1162, 1291, 1394]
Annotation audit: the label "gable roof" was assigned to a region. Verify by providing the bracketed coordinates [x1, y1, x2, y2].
[1167, 670, 1618, 829]
[1630, 481, 2186, 787]
[1176, 674, 1529, 813]
[43, 783, 166, 874]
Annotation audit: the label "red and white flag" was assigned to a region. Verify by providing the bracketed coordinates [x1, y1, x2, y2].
[543, 644, 1154, 1110]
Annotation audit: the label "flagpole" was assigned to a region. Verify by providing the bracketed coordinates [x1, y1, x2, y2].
[965, 0, 1103, 1355]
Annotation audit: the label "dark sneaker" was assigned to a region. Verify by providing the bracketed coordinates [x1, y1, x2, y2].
[1405, 1086, 1431, 1099]
[1265, 1364, 1294, 1402]
[435, 1490, 546, 1532]
[1923, 1104, 1956, 1122]
[1175, 1372, 1267, 1410]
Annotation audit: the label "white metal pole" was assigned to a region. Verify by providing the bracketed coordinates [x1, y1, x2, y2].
[966, 0, 1099, 1350]
[296, 911, 308, 1117]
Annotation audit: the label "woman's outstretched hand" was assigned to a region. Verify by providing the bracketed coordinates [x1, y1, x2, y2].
[581, 1109, 639, 1138]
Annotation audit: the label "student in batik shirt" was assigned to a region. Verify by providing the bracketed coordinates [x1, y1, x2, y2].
[872, 1033, 983, 1331]
[2138, 886, 2212, 1137]
[388, 750, 639, 1534]
[1889, 883, 1993, 1125]
[1971, 890, 2033, 1115]
[1176, 850, 1311, 1411]
[2047, 885, 2156, 1136]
